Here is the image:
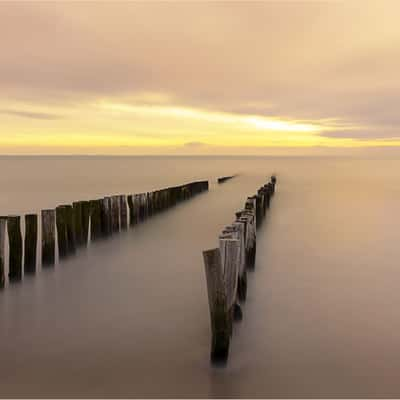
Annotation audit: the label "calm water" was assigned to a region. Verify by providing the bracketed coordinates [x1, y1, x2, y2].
[1, 156, 400, 398]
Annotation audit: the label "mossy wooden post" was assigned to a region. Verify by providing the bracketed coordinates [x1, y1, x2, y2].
[89, 200, 102, 241]
[0, 217, 6, 288]
[81, 201, 90, 246]
[73, 202, 83, 246]
[8, 216, 22, 282]
[24, 214, 38, 274]
[119, 195, 128, 230]
[64, 205, 76, 254]
[203, 248, 230, 364]
[41, 209, 55, 266]
[56, 206, 68, 259]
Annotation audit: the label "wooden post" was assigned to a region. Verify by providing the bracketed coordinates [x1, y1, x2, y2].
[219, 236, 241, 334]
[41, 209, 55, 266]
[218, 175, 235, 184]
[271, 175, 276, 194]
[64, 205, 76, 254]
[100, 197, 111, 237]
[89, 200, 102, 241]
[0, 217, 6, 288]
[203, 248, 230, 363]
[73, 202, 83, 246]
[81, 201, 90, 246]
[8, 216, 22, 282]
[24, 214, 38, 274]
[133, 194, 141, 224]
[119, 195, 128, 230]
[127, 195, 133, 226]
[137, 193, 145, 222]
[147, 192, 153, 217]
[56, 206, 68, 259]
[111, 196, 120, 233]
[219, 237, 240, 312]
[232, 220, 247, 302]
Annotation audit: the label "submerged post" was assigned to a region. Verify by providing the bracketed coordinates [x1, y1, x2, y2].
[41, 209, 55, 266]
[8, 216, 22, 282]
[203, 248, 230, 364]
[0, 217, 6, 288]
[24, 214, 38, 274]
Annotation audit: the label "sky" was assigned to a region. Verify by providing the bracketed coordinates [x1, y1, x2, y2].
[1, 1, 400, 155]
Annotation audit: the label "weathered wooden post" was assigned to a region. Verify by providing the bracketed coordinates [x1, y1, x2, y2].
[111, 196, 120, 233]
[203, 248, 230, 363]
[0, 217, 6, 288]
[73, 202, 83, 246]
[264, 183, 271, 209]
[81, 201, 90, 246]
[137, 193, 145, 222]
[24, 214, 38, 274]
[41, 209, 55, 266]
[64, 205, 76, 254]
[271, 175, 276, 194]
[127, 195, 135, 226]
[119, 195, 128, 230]
[56, 205, 68, 259]
[89, 200, 102, 241]
[147, 192, 153, 217]
[8, 216, 22, 282]
[219, 236, 241, 329]
[232, 220, 247, 302]
[218, 175, 235, 184]
[133, 194, 140, 224]
[100, 197, 111, 237]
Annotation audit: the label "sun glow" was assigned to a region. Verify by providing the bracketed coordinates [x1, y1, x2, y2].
[0, 97, 395, 154]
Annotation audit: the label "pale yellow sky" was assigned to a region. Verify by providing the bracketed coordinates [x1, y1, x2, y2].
[1, 1, 400, 155]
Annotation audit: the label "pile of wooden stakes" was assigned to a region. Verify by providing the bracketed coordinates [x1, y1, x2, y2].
[203, 175, 276, 363]
[0, 180, 209, 288]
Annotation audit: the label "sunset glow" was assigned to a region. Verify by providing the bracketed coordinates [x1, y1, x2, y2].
[1, 2, 399, 154]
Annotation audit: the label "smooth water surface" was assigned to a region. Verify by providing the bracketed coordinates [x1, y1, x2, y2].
[1, 156, 400, 398]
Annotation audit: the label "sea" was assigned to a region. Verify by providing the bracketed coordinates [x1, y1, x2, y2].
[1, 155, 400, 398]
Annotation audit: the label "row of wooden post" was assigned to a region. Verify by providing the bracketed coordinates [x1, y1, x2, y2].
[0, 180, 209, 288]
[203, 175, 276, 363]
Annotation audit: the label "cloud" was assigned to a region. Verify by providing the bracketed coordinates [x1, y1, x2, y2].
[321, 126, 400, 141]
[0, 109, 62, 120]
[183, 141, 207, 148]
[1, 1, 400, 152]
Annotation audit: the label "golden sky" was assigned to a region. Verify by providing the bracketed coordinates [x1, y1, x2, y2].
[1, 1, 400, 155]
